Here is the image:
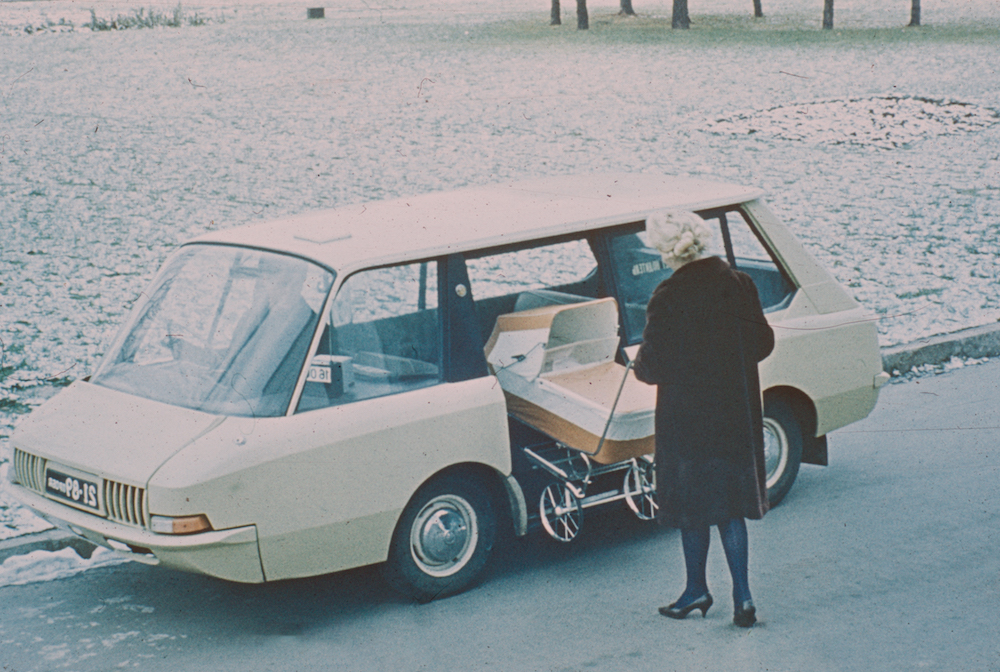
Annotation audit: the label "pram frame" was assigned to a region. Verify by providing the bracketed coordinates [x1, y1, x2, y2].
[519, 361, 658, 542]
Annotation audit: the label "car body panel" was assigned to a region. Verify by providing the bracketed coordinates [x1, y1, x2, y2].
[148, 376, 510, 580]
[8, 484, 264, 583]
[759, 298, 882, 435]
[12, 381, 224, 486]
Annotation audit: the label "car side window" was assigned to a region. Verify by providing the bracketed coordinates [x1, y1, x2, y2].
[707, 210, 796, 313]
[466, 239, 599, 342]
[609, 210, 795, 344]
[296, 261, 441, 412]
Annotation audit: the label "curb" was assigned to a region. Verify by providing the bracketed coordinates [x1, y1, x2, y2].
[2, 322, 999, 565]
[0, 527, 96, 565]
[881, 321, 1000, 375]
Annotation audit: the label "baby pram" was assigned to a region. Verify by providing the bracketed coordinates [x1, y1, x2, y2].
[485, 297, 658, 541]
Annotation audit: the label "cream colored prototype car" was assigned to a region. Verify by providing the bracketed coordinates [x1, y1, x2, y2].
[7, 174, 888, 600]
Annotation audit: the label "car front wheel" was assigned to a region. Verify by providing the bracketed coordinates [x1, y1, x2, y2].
[762, 397, 804, 507]
[383, 474, 497, 602]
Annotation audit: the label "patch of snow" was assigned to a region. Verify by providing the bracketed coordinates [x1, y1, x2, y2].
[0, 547, 128, 588]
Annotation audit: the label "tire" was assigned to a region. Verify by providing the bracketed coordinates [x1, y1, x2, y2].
[382, 473, 497, 602]
[762, 397, 804, 507]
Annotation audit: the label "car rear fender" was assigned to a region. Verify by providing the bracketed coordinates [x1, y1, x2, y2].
[763, 386, 826, 466]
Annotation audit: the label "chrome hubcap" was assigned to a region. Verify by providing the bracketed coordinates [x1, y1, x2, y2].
[410, 495, 478, 577]
[763, 417, 789, 489]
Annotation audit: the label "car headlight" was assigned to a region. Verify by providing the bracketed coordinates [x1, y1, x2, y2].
[149, 514, 213, 535]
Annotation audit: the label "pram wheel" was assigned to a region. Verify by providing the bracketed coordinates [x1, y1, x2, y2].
[623, 458, 657, 521]
[539, 482, 583, 542]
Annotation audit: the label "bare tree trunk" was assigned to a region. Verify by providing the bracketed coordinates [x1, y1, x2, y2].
[577, 0, 588, 29]
[620, 0, 636, 16]
[672, 0, 690, 28]
[753, 0, 763, 18]
[822, 0, 834, 29]
[551, 0, 561, 25]
[908, 0, 921, 26]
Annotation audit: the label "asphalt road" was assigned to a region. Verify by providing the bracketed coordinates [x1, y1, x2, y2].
[1, 360, 998, 672]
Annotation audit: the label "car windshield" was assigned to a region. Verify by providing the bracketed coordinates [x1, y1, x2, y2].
[93, 245, 333, 417]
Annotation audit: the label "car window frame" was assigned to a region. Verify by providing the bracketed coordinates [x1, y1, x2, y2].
[701, 206, 798, 313]
[595, 206, 797, 347]
[290, 257, 446, 414]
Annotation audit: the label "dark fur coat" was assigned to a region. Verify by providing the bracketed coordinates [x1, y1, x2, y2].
[633, 256, 775, 528]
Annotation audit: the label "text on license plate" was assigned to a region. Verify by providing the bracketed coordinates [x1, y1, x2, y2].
[45, 469, 101, 512]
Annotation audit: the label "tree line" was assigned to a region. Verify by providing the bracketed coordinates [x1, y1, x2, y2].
[551, 0, 923, 30]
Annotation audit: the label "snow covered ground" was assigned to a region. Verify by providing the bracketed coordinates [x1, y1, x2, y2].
[0, 546, 126, 588]
[1, 0, 999, 551]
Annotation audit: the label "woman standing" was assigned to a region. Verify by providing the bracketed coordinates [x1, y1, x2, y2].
[632, 211, 775, 628]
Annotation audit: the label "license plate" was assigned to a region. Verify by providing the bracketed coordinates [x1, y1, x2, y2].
[307, 364, 332, 383]
[45, 468, 102, 514]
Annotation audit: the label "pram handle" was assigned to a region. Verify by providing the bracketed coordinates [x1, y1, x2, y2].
[580, 359, 634, 458]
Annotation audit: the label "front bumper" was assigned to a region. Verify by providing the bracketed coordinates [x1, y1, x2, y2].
[8, 483, 265, 583]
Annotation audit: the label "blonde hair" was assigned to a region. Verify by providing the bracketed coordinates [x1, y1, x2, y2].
[646, 210, 713, 265]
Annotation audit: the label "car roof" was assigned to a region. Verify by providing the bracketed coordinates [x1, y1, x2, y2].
[190, 173, 765, 275]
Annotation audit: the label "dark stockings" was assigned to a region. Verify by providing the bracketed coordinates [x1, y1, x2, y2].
[719, 517, 751, 605]
[675, 526, 711, 608]
[676, 518, 751, 608]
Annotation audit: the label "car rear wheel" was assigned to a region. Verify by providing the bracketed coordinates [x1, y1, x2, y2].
[763, 397, 803, 507]
[383, 474, 497, 602]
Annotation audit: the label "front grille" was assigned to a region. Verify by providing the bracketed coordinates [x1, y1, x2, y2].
[13, 448, 46, 492]
[104, 480, 147, 527]
[13, 448, 147, 528]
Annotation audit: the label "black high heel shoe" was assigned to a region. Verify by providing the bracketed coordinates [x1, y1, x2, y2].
[733, 600, 757, 628]
[659, 593, 713, 619]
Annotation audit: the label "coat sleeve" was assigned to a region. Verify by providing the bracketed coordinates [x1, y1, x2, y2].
[735, 272, 775, 364]
[632, 284, 679, 386]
